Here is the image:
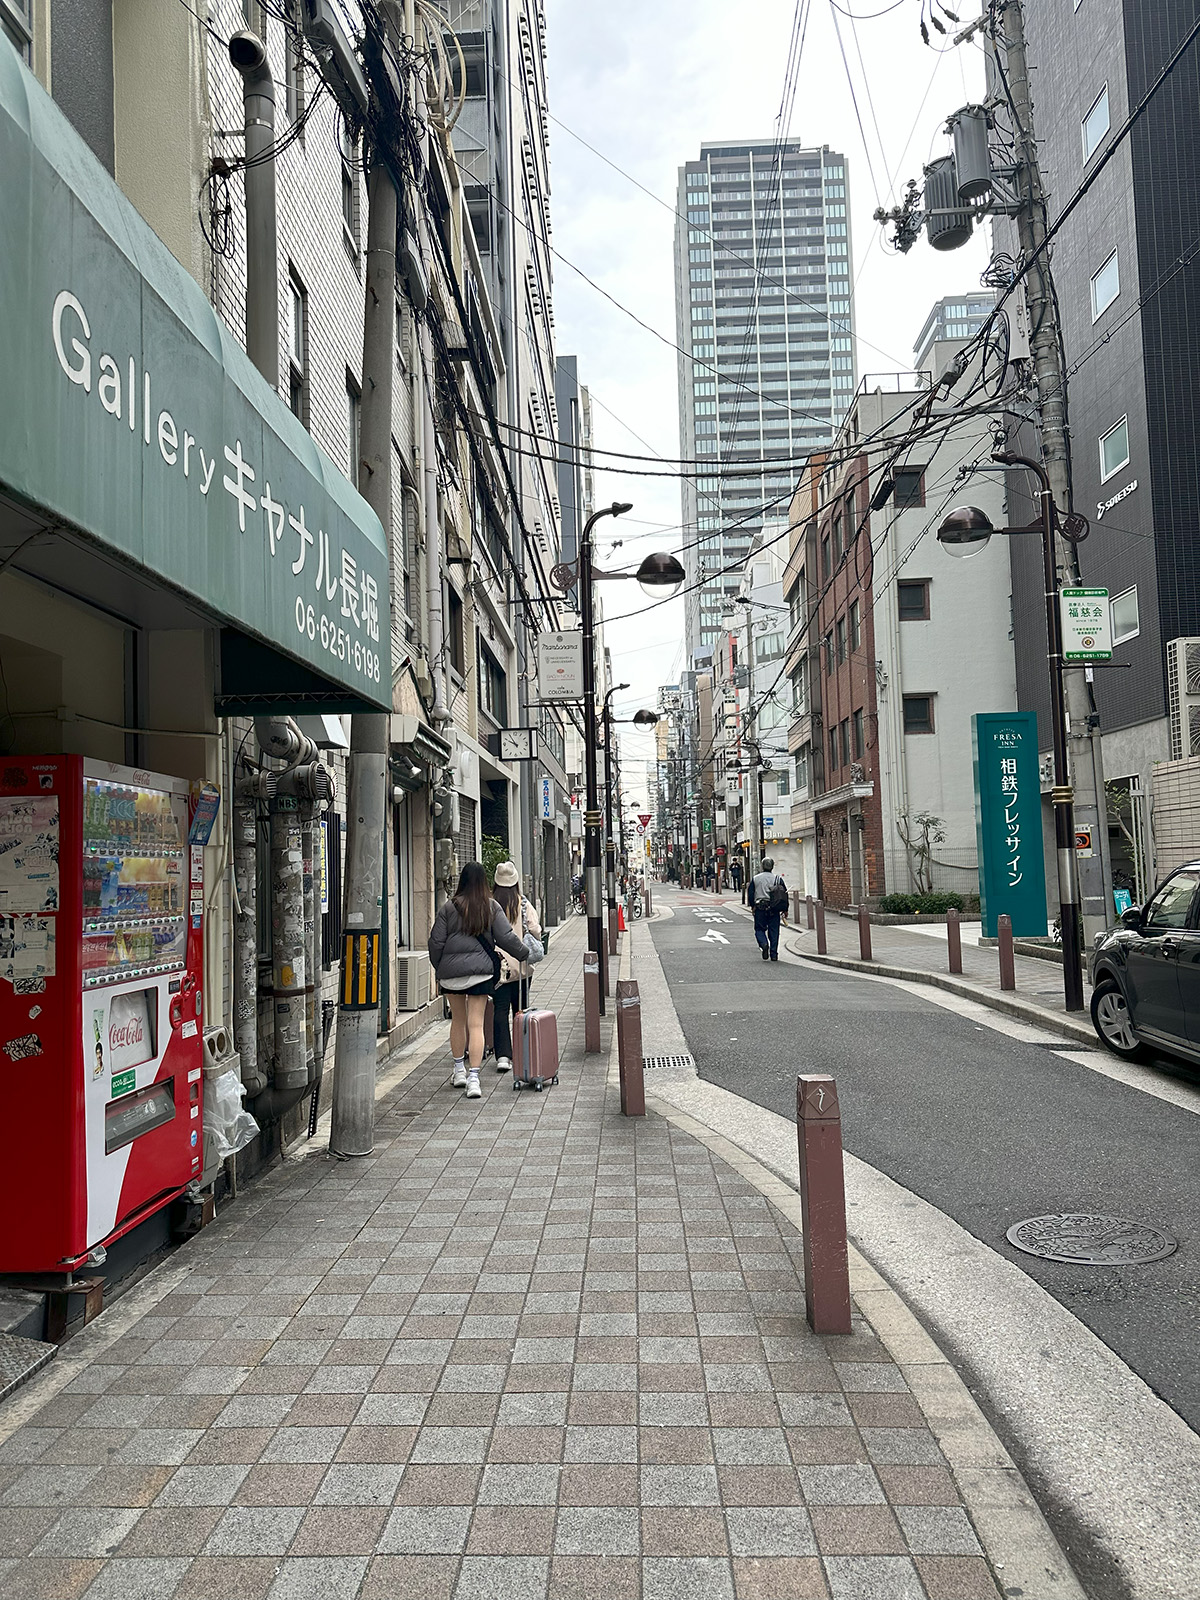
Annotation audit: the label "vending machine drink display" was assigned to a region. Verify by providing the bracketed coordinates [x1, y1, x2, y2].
[0, 756, 204, 1272]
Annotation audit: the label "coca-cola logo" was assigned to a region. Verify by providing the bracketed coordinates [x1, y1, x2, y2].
[109, 1017, 144, 1051]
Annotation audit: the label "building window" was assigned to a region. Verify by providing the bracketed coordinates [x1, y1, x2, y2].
[1082, 85, 1110, 161]
[1, 0, 32, 61]
[898, 579, 930, 621]
[1099, 416, 1130, 481]
[824, 631, 834, 676]
[288, 267, 308, 424]
[345, 372, 361, 488]
[829, 728, 839, 772]
[341, 124, 360, 260]
[852, 707, 864, 760]
[893, 468, 925, 509]
[478, 644, 508, 724]
[902, 694, 935, 734]
[284, 33, 305, 125]
[849, 599, 861, 651]
[446, 586, 466, 678]
[1111, 585, 1139, 645]
[1091, 250, 1120, 320]
[821, 534, 831, 579]
[840, 718, 851, 766]
[836, 616, 847, 664]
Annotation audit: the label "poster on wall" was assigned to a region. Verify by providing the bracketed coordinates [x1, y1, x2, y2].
[0, 796, 59, 913]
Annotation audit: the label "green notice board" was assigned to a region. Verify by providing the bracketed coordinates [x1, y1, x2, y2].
[972, 712, 1048, 938]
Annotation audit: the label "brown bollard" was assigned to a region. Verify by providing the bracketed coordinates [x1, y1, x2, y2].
[998, 913, 1016, 991]
[806, 894, 815, 930]
[858, 902, 872, 961]
[644, 884, 652, 918]
[615, 979, 646, 1117]
[815, 900, 827, 954]
[947, 906, 963, 974]
[607, 905, 619, 957]
[584, 951, 601, 1053]
[791, 889, 801, 923]
[796, 1074, 852, 1335]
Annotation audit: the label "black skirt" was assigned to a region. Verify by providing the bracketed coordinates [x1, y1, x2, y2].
[444, 977, 495, 998]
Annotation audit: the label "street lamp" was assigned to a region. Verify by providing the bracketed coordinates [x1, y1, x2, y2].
[602, 684, 630, 925]
[577, 505, 683, 1006]
[935, 452, 1084, 1011]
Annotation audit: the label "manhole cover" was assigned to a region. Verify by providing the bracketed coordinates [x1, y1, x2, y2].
[1006, 1213, 1178, 1265]
[642, 1054, 695, 1072]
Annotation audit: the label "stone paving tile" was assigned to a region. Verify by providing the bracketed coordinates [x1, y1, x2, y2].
[0, 918, 1015, 1600]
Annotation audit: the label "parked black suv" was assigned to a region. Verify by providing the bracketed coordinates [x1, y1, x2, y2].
[1090, 861, 1200, 1065]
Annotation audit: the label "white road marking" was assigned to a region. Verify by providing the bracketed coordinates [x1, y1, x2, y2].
[1051, 1049, 1200, 1115]
[698, 929, 729, 944]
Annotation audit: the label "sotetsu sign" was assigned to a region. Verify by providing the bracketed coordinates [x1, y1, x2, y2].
[972, 712, 1047, 938]
[0, 46, 389, 708]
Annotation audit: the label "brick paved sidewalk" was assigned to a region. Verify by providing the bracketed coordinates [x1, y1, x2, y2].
[0, 912, 1003, 1600]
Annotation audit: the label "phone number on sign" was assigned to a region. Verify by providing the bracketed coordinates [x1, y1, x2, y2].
[295, 600, 382, 683]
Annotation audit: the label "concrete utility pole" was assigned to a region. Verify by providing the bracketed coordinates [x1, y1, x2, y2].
[1001, 0, 1110, 944]
[742, 609, 764, 875]
[330, 151, 397, 1158]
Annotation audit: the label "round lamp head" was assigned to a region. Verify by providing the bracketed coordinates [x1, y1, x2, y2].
[636, 551, 686, 598]
[632, 709, 659, 728]
[937, 505, 994, 558]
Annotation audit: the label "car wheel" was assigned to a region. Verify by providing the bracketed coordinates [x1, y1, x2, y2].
[1091, 978, 1146, 1060]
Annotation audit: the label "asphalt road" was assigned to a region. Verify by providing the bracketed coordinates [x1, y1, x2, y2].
[650, 889, 1200, 1433]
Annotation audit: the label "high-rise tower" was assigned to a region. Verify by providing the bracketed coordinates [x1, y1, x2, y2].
[673, 141, 856, 661]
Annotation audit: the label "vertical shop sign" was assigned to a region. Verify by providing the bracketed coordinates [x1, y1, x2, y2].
[972, 712, 1048, 938]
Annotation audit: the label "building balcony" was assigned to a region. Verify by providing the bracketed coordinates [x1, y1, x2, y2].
[788, 713, 812, 753]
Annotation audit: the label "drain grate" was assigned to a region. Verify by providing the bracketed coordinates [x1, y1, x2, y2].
[642, 1054, 695, 1072]
[1006, 1213, 1178, 1266]
[0, 1333, 55, 1403]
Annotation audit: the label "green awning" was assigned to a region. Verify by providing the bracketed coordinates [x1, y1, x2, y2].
[0, 37, 389, 711]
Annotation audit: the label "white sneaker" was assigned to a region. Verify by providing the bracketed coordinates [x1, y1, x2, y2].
[465, 1072, 482, 1099]
[451, 1061, 467, 1088]
[495, 1056, 512, 1074]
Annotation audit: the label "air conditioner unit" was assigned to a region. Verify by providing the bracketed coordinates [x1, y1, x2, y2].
[1167, 637, 1200, 758]
[396, 952, 432, 1011]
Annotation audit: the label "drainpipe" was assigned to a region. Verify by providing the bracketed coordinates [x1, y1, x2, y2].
[233, 770, 273, 1097]
[300, 800, 317, 1070]
[269, 791, 308, 1094]
[229, 31, 279, 388]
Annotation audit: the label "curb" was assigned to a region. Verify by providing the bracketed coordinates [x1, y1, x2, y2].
[642, 1091, 1087, 1600]
[785, 940, 1098, 1046]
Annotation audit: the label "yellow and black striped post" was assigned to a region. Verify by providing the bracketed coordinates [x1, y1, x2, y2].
[341, 930, 381, 1010]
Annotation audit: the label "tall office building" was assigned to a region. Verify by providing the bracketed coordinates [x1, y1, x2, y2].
[673, 141, 856, 660]
[913, 292, 994, 374]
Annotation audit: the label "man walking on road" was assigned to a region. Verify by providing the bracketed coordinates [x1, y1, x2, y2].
[748, 855, 786, 961]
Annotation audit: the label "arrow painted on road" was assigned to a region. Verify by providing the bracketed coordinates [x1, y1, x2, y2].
[699, 929, 730, 944]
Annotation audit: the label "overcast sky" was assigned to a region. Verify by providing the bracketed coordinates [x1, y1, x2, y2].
[542, 0, 989, 793]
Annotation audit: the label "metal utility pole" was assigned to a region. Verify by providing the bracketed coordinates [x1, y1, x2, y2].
[330, 147, 396, 1158]
[1001, 0, 1109, 945]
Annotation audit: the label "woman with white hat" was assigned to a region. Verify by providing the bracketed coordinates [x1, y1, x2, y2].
[490, 860, 542, 1075]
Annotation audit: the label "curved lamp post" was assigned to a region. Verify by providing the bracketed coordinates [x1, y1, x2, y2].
[577, 506, 683, 1005]
[935, 451, 1084, 1011]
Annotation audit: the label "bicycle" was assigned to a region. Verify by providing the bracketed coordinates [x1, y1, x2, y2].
[628, 894, 644, 920]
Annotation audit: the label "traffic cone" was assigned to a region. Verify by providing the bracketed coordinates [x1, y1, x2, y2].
[618, 904, 627, 932]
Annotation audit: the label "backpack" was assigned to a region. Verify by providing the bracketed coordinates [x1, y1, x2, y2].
[767, 877, 789, 914]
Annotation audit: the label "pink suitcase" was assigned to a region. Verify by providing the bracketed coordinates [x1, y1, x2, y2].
[512, 1008, 559, 1091]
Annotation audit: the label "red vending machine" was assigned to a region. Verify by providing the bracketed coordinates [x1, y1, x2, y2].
[0, 756, 204, 1272]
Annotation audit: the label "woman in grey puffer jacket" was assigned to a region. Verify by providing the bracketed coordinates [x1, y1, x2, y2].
[428, 861, 529, 1099]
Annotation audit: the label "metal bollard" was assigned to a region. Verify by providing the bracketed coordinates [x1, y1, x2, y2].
[806, 894, 815, 930]
[998, 913, 1016, 991]
[791, 889, 801, 923]
[644, 884, 652, 918]
[796, 1074, 852, 1335]
[858, 902, 872, 962]
[615, 978, 646, 1117]
[584, 951, 601, 1053]
[815, 900, 827, 954]
[947, 906, 962, 974]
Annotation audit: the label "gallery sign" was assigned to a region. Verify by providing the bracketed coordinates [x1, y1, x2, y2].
[0, 43, 388, 708]
[972, 712, 1047, 938]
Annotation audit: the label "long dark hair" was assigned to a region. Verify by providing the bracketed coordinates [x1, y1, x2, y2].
[493, 882, 521, 924]
[453, 861, 493, 936]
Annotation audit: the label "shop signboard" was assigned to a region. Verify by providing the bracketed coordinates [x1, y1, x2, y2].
[536, 632, 585, 700]
[0, 45, 389, 708]
[972, 712, 1048, 938]
[1060, 588, 1112, 662]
